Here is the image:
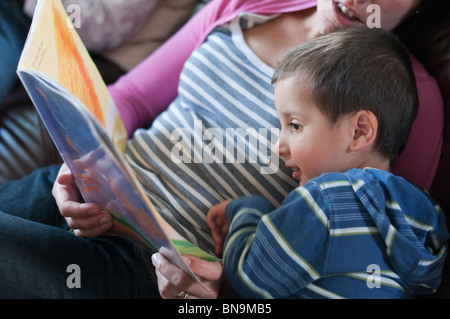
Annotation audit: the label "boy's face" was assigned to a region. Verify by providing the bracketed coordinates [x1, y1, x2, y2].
[274, 76, 354, 186]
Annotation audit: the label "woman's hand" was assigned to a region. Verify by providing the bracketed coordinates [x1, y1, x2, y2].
[152, 253, 223, 299]
[52, 163, 113, 237]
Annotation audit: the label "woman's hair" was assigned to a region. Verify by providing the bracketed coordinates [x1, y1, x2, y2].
[272, 27, 418, 160]
[393, 0, 450, 61]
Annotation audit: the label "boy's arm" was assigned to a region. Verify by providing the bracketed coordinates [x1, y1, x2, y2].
[223, 188, 329, 298]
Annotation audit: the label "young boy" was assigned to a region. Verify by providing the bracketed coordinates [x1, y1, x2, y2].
[207, 27, 449, 299]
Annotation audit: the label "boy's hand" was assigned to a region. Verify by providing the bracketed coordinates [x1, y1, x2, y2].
[206, 200, 231, 256]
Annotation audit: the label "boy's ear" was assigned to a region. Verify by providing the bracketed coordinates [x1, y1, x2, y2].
[349, 110, 378, 152]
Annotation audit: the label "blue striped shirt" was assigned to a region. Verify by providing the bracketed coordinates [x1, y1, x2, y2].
[223, 168, 449, 298]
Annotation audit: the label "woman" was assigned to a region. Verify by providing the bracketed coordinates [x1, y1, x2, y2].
[0, 0, 446, 298]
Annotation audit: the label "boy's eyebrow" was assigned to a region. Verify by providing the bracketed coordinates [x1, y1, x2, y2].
[278, 110, 306, 118]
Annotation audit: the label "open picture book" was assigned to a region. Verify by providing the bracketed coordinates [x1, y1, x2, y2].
[17, 0, 219, 288]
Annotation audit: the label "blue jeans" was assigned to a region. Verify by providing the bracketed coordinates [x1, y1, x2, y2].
[0, 165, 160, 298]
[0, 0, 30, 102]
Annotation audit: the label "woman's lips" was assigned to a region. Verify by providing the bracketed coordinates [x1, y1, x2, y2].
[333, 1, 364, 25]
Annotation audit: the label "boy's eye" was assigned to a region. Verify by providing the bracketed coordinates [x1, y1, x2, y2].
[289, 122, 303, 131]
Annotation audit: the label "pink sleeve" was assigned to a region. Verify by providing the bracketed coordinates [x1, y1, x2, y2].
[391, 55, 444, 190]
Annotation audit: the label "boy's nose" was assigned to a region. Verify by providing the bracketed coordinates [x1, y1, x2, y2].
[274, 139, 288, 157]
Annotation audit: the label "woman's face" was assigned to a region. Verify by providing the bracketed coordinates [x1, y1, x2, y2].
[316, 0, 422, 34]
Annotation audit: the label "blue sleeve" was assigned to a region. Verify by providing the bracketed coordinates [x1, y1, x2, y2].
[223, 185, 330, 298]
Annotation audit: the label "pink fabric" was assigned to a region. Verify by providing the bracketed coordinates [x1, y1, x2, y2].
[108, 0, 443, 190]
[391, 54, 443, 190]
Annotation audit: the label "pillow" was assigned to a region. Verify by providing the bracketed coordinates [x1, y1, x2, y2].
[24, 0, 162, 53]
[101, 0, 202, 71]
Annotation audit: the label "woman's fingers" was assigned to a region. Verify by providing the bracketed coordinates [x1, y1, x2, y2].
[152, 253, 223, 299]
[52, 163, 112, 237]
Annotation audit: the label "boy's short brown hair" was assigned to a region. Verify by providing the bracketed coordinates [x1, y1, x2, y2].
[272, 26, 419, 160]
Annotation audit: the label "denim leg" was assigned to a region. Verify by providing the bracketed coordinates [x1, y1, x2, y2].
[0, 165, 160, 298]
[0, 164, 66, 226]
[0, 0, 31, 102]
